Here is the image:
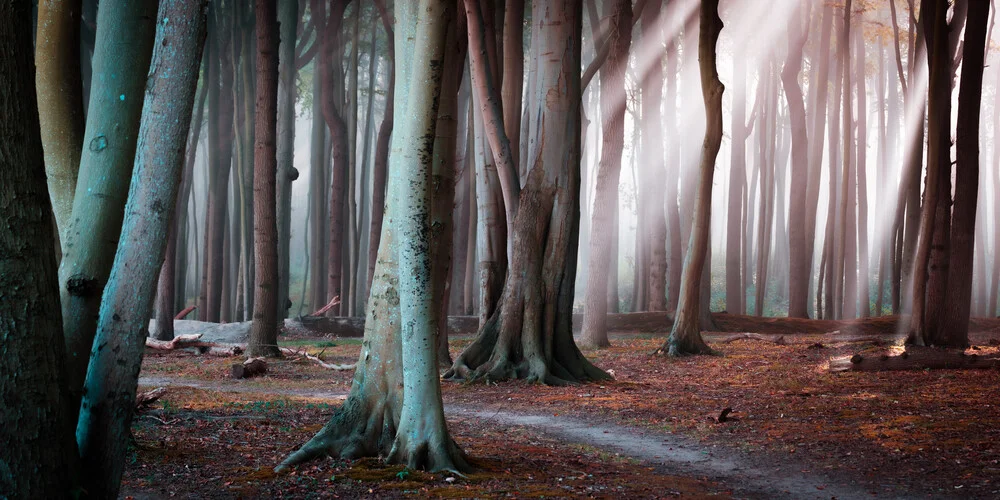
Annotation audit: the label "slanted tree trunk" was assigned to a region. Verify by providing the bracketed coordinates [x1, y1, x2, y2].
[278, 0, 469, 472]
[783, 3, 809, 318]
[0, 4, 80, 496]
[940, 0, 988, 345]
[75, 3, 207, 496]
[654, 0, 723, 357]
[35, 0, 85, 249]
[447, 0, 609, 384]
[248, 0, 282, 358]
[276, 0, 300, 321]
[580, 0, 632, 349]
[58, 0, 157, 412]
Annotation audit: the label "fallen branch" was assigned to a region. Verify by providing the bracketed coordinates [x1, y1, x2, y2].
[174, 305, 197, 320]
[309, 296, 341, 317]
[145, 333, 244, 356]
[710, 333, 787, 345]
[829, 348, 1000, 372]
[278, 346, 355, 370]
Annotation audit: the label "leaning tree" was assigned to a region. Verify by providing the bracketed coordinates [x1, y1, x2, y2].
[277, 0, 469, 473]
[654, 0, 723, 357]
[446, 0, 610, 384]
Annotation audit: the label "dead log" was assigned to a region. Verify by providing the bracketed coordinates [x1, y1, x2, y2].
[174, 305, 197, 320]
[309, 295, 341, 317]
[232, 357, 268, 379]
[145, 333, 244, 356]
[829, 348, 1000, 372]
[135, 387, 167, 410]
[709, 332, 787, 345]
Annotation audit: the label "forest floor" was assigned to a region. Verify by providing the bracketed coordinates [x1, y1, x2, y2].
[123, 314, 1000, 499]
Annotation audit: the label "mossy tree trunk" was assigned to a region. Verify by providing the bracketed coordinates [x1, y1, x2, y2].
[0, 3, 80, 496]
[446, 0, 610, 385]
[57, 0, 157, 411]
[278, 0, 468, 473]
[75, 2, 207, 496]
[654, 0, 723, 357]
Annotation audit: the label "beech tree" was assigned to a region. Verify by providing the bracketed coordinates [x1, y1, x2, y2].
[279, 0, 468, 472]
[654, 0, 723, 357]
[447, 0, 609, 384]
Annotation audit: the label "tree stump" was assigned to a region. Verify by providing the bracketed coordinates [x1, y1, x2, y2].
[232, 357, 268, 379]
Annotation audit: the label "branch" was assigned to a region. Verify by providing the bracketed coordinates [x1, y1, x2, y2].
[581, 0, 648, 91]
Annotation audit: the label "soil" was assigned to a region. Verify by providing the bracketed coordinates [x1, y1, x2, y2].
[124, 314, 1000, 498]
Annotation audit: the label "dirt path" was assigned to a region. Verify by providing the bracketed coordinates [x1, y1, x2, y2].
[137, 375, 928, 499]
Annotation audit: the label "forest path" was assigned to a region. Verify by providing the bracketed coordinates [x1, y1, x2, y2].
[137, 375, 922, 500]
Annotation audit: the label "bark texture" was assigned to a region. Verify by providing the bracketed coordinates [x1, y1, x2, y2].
[276, 0, 299, 321]
[447, 0, 610, 384]
[0, 4, 79, 496]
[75, 2, 207, 497]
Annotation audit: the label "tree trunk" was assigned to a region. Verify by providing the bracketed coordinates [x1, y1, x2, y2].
[447, 0, 609, 384]
[35, 0, 85, 249]
[854, 24, 870, 318]
[0, 4, 80, 496]
[642, 0, 668, 313]
[726, 51, 747, 316]
[654, 0, 723, 357]
[580, 0, 632, 349]
[276, 0, 300, 321]
[58, 0, 157, 413]
[834, 0, 853, 320]
[783, 3, 809, 318]
[501, 0, 524, 172]
[279, 0, 469, 473]
[908, 0, 953, 346]
[308, 66, 328, 312]
[247, 0, 282, 358]
[805, 4, 833, 317]
[368, 0, 394, 293]
[940, 0, 988, 345]
[75, 3, 206, 496]
[664, 32, 683, 312]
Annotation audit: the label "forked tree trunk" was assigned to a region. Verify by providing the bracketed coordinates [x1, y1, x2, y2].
[57, 0, 157, 412]
[35, 0, 85, 249]
[783, 3, 809, 318]
[75, 3, 206, 496]
[447, 0, 609, 384]
[580, 0, 632, 349]
[279, 0, 469, 473]
[248, 0, 282, 358]
[940, 0, 988, 345]
[654, 0, 723, 357]
[0, 4, 80, 496]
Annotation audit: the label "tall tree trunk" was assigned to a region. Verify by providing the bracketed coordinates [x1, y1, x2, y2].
[834, 0, 853, 320]
[248, 0, 282, 358]
[355, 11, 378, 315]
[0, 3, 80, 496]
[75, 3, 207, 496]
[580, 0, 632, 349]
[643, 0, 668, 313]
[991, 62, 1000, 316]
[35, 0, 85, 249]
[805, 4, 833, 316]
[664, 31, 683, 312]
[940, 0, 988, 345]
[908, 0, 952, 345]
[502, 0, 524, 171]
[58, 0, 156, 412]
[655, 0, 723, 356]
[726, 51, 747, 315]
[276, 0, 300, 321]
[447, 0, 609, 384]
[783, 3, 809, 318]
[368, 0, 394, 293]
[308, 67, 328, 311]
[855, 24, 870, 318]
[279, 0, 469, 472]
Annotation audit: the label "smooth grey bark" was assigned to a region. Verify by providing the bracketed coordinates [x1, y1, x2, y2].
[57, 0, 157, 413]
[0, 3, 79, 496]
[75, 3, 207, 497]
[277, 0, 300, 321]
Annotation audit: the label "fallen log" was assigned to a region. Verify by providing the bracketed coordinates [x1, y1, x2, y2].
[174, 305, 197, 320]
[829, 348, 1000, 372]
[232, 357, 268, 379]
[145, 333, 244, 356]
[309, 296, 341, 317]
[709, 332, 787, 345]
